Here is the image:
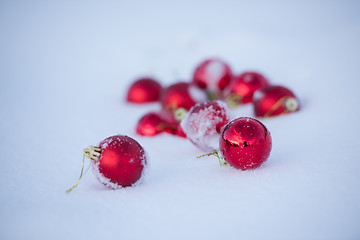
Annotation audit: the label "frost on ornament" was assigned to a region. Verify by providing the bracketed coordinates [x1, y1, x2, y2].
[181, 100, 233, 151]
[91, 135, 147, 189]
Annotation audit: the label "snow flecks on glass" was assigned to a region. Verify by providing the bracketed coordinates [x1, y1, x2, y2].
[181, 100, 233, 151]
[91, 160, 124, 189]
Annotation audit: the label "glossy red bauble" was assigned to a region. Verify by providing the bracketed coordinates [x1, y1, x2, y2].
[193, 58, 233, 94]
[91, 135, 147, 188]
[253, 85, 300, 118]
[219, 117, 272, 170]
[136, 112, 164, 136]
[225, 71, 269, 105]
[181, 100, 232, 151]
[127, 77, 162, 103]
[161, 82, 207, 111]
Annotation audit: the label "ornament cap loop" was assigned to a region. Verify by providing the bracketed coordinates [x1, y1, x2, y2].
[284, 97, 299, 112]
[174, 108, 188, 122]
[226, 93, 241, 109]
[84, 145, 101, 161]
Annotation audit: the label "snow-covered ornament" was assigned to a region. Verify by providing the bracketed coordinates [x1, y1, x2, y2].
[192, 58, 233, 99]
[66, 135, 147, 192]
[225, 71, 269, 107]
[253, 85, 300, 118]
[181, 100, 233, 151]
[161, 82, 207, 111]
[127, 77, 162, 103]
[219, 117, 272, 170]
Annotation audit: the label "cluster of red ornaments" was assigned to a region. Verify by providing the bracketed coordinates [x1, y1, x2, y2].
[68, 58, 299, 192]
[128, 59, 299, 122]
[127, 58, 299, 168]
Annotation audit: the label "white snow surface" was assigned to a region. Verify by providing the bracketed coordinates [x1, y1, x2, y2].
[1, 1, 360, 240]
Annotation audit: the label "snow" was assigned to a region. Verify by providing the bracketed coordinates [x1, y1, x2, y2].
[188, 84, 208, 102]
[181, 100, 233, 151]
[205, 60, 226, 91]
[1, 1, 360, 240]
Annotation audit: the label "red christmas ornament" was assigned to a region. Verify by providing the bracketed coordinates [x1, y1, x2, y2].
[253, 85, 300, 118]
[173, 124, 187, 138]
[158, 108, 178, 126]
[219, 117, 272, 170]
[127, 77, 162, 103]
[225, 71, 269, 106]
[192, 58, 233, 97]
[135, 109, 187, 138]
[159, 108, 187, 138]
[66, 135, 147, 192]
[91, 135, 146, 188]
[136, 112, 165, 136]
[161, 82, 207, 111]
[181, 100, 232, 151]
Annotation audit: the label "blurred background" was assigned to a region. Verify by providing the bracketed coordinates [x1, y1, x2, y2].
[1, 0, 360, 239]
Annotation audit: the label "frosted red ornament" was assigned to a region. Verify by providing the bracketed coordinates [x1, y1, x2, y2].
[161, 82, 207, 111]
[253, 85, 300, 118]
[219, 117, 272, 170]
[193, 58, 233, 95]
[127, 77, 162, 103]
[181, 100, 232, 151]
[91, 135, 146, 188]
[225, 71, 269, 106]
[66, 135, 147, 192]
[136, 112, 165, 136]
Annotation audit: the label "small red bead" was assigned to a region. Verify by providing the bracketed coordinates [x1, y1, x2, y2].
[219, 117, 272, 170]
[127, 77, 162, 103]
[226, 71, 269, 104]
[193, 58, 233, 92]
[253, 85, 300, 117]
[93, 135, 146, 188]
